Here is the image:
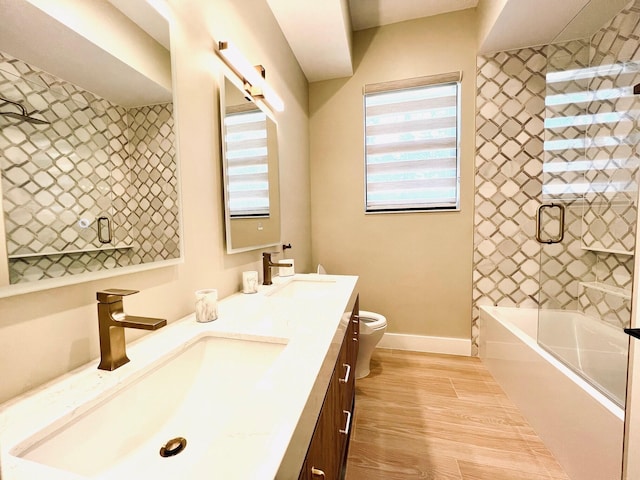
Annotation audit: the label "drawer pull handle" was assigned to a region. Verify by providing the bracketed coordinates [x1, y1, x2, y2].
[340, 363, 351, 383]
[352, 314, 359, 324]
[353, 337, 358, 343]
[339, 409, 352, 435]
[311, 467, 326, 477]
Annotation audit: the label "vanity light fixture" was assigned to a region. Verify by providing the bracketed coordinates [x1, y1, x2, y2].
[217, 40, 285, 112]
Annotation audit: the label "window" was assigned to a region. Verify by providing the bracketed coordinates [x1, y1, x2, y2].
[364, 72, 461, 213]
[223, 109, 270, 217]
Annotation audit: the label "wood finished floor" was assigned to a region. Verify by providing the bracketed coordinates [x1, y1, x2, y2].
[345, 349, 570, 480]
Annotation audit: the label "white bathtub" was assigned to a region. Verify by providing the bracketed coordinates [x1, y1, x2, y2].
[538, 309, 628, 406]
[479, 306, 625, 480]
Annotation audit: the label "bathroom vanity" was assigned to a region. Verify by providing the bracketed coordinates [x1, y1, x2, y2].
[297, 296, 359, 479]
[0, 274, 358, 479]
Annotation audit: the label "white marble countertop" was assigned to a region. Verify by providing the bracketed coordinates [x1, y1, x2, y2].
[0, 273, 359, 480]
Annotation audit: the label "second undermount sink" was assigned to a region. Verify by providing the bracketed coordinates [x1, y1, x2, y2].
[12, 335, 286, 478]
[267, 277, 337, 299]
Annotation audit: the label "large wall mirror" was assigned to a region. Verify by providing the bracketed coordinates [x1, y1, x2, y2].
[0, 0, 181, 297]
[219, 74, 280, 253]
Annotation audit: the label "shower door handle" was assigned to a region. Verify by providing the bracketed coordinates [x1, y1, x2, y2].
[536, 203, 565, 244]
[97, 216, 112, 244]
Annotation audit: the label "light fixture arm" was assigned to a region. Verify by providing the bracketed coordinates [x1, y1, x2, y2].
[217, 40, 284, 112]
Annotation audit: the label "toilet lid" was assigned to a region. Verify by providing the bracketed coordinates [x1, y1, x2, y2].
[359, 310, 387, 331]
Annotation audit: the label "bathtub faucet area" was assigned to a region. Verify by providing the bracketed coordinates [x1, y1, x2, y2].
[97, 289, 166, 371]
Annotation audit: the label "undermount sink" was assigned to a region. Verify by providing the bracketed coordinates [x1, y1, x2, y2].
[11, 335, 286, 478]
[267, 277, 337, 299]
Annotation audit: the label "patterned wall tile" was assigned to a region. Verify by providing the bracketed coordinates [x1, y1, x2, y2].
[126, 104, 179, 264]
[473, 1, 639, 353]
[578, 282, 631, 329]
[538, 203, 597, 311]
[543, 40, 591, 202]
[0, 69, 123, 257]
[0, 51, 179, 284]
[473, 47, 547, 354]
[591, 1, 640, 66]
[581, 0, 640, 255]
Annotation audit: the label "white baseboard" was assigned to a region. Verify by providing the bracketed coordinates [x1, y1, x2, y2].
[377, 333, 471, 356]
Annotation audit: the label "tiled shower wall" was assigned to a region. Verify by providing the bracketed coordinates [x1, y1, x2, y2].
[474, 46, 546, 354]
[472, 1, 640, 353]
[0, 51, 179, 283]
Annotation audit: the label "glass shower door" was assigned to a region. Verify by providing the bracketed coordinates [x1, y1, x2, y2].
[537, 31, 637, 407]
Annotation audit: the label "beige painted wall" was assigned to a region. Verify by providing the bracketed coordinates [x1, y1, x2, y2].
[0, 0, 310, 404]
[309, 9, 477, 340]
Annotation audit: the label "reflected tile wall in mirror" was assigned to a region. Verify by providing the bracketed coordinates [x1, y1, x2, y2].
[0, 51, 179, 284]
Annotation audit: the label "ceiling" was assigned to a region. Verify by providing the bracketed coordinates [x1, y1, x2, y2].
[0, 0, 171, 107]
[349, 0, 479, 31]
[109, 0, 170, 50]
[267, 0, 628, 83]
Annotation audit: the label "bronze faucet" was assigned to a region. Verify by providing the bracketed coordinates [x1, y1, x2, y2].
[97, 289, 167, 371]
[262, 252, 292, 286]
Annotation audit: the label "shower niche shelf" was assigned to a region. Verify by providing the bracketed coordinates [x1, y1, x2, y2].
[579, 281, 631, 300]
[8, 244, 133, 260]
[580, 245, 633, 256]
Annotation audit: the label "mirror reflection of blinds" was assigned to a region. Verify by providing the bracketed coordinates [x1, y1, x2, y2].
[224, 110, 270, 217]
[364, 72, 461, 212]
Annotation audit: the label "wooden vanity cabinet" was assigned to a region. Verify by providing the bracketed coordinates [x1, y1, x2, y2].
[299, 297, 359, 480]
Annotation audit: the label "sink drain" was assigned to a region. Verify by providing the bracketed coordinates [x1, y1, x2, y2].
[159, 437, 187, 457]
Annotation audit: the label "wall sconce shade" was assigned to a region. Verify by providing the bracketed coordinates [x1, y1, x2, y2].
[218, 41, 284, 112]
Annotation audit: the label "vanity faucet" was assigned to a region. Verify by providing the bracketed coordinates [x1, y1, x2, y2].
[97, 289, 166, 371]
[262, 252, 292, 286]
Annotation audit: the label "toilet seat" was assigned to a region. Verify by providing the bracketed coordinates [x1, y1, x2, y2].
[315, 265, 386, 379]
[359, 310, 386, 334]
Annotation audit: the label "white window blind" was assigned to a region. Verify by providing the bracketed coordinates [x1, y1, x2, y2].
[224, 109, 270, 217]
[364, 72, 461, 212]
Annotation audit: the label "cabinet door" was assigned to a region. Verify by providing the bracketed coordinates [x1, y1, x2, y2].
[337, 298, 358, 466]
[343, 296, 359, 405]
[299, 366, 343, 479]
[350, 296, 360, 363]
[299, 296, 360, 480]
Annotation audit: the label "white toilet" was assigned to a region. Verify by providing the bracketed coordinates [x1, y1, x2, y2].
[316, 265, 387, 379]
[355, 310, 387, 379]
